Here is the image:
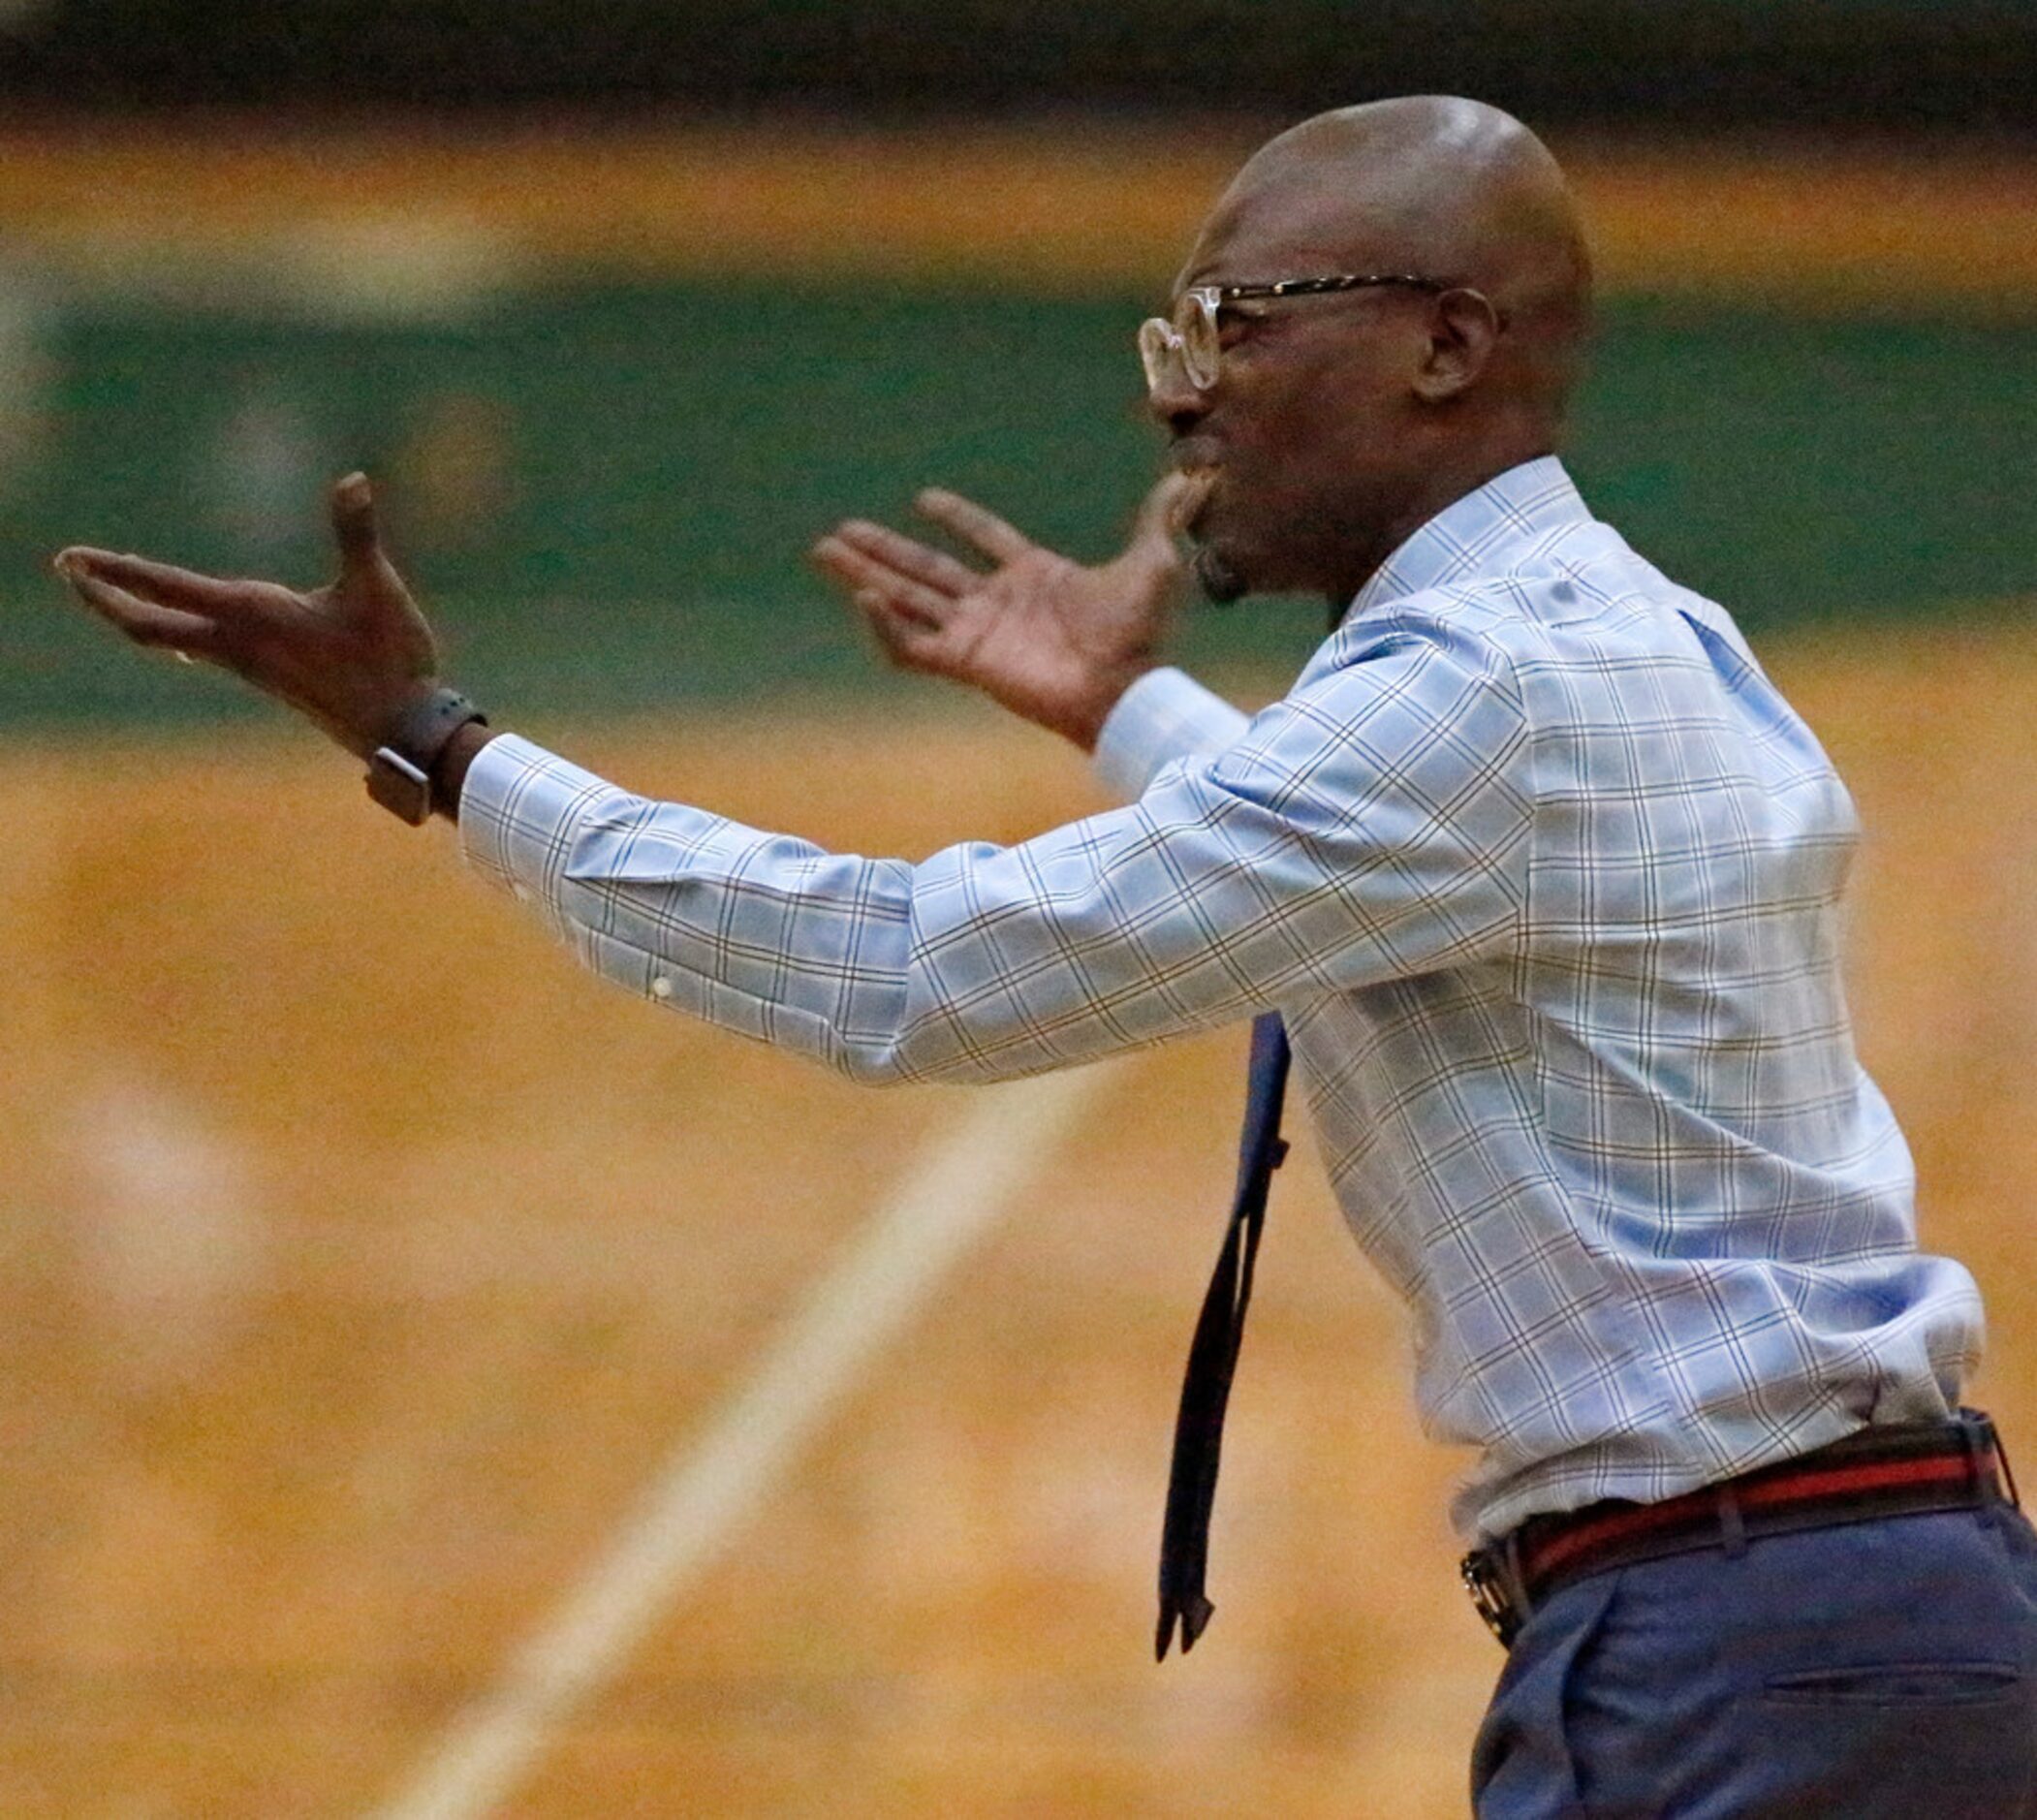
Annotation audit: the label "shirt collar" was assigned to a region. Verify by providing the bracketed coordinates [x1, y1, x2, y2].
[1346, 455, 1590, 620]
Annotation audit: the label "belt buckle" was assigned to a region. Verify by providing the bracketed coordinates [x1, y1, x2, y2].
[1460, 1549, 1522, 1648]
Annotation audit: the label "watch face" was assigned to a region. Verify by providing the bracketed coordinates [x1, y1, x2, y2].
[366, 747, 434, 825]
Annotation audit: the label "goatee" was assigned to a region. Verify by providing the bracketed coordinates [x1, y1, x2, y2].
[1193, 545, 1247, 605]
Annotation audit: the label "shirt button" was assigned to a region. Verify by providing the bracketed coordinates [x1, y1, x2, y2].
[651, 976, 674, 1000]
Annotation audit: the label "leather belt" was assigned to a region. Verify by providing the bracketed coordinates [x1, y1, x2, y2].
[1460, 1410, 2019, 1647]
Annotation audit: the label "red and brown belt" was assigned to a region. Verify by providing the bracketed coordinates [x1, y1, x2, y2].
[1460, 1410, 2020, 1647]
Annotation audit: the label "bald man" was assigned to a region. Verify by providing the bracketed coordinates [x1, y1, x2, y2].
[57, 99, 2037, 1816]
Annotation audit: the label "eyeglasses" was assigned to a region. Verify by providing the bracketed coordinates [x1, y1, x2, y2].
[1137, 272, 1450, 395]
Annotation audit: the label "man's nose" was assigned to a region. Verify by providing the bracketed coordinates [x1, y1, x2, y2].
[1144, 360, 1207, 434]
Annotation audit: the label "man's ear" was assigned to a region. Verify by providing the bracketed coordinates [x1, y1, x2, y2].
[1412, 289, 1503, 403]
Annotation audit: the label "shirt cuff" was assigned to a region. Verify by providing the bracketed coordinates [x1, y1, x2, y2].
[1091, 667, 1251, 801]
[456, 732, 616, 939]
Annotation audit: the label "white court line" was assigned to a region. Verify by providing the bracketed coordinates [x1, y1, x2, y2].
[372, 1059, 1119, 1820]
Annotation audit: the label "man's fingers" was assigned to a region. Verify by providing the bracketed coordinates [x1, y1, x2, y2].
[810, 534, 951, 629]
[914, 488, 1032, 565]
[829, 518, 977, 598]
[853, 588, 956, 675]
[54, 546, 251, 614]
[329, 470, 381, 573]
[60, 566, 216, 653]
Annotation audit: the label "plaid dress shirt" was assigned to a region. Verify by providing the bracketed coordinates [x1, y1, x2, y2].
[460, 456, 1984, 1541]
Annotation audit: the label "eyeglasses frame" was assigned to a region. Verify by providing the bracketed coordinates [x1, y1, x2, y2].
[1139, 272, 1457, 395]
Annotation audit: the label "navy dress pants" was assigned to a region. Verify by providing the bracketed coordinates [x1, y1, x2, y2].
[1471, 1506, 2037, 1818]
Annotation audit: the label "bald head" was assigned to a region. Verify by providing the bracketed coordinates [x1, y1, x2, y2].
[1200, 97, 1592, 427]
[1161, 99, 1594, 608]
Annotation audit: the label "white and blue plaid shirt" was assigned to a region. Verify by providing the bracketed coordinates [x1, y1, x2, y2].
[460, 456, 1983, 1541]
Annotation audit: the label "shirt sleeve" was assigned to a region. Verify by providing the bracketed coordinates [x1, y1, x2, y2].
[1092, 666, 1251, 801]
[458, 617, 1534, 1086]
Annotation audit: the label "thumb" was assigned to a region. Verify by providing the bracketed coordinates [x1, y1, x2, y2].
[1123, 472, 1205, 569]
[329, 470, 383, 574]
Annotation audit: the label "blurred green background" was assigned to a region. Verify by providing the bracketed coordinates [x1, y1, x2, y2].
[7, 285, 2034, 726]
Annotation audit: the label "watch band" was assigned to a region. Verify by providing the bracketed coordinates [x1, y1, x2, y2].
[364, 687, 488, 825]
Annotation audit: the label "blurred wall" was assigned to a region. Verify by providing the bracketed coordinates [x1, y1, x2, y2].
[3, 0, 2034, 130]
[0, 127, 2032, 729]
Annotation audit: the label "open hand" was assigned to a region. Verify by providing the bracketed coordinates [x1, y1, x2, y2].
[811, 472, 1207, 751]
[54, 473, 441, 759]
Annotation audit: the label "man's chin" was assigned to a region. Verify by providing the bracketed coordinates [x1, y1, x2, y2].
[1192, 544, 1249, 606]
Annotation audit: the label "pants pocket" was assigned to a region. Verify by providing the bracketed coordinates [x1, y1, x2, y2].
[1744, 1668, 2037, 1819]
[1762, 1660, 2022, 1706]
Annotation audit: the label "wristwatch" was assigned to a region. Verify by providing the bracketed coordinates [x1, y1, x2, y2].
[364, 687, 488, 825]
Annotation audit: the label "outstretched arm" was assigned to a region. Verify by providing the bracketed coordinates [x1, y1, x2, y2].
[53, 476, 1531, 1085]
[454, 616, 1530, 1085]
[810, 473, 1207, 751]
